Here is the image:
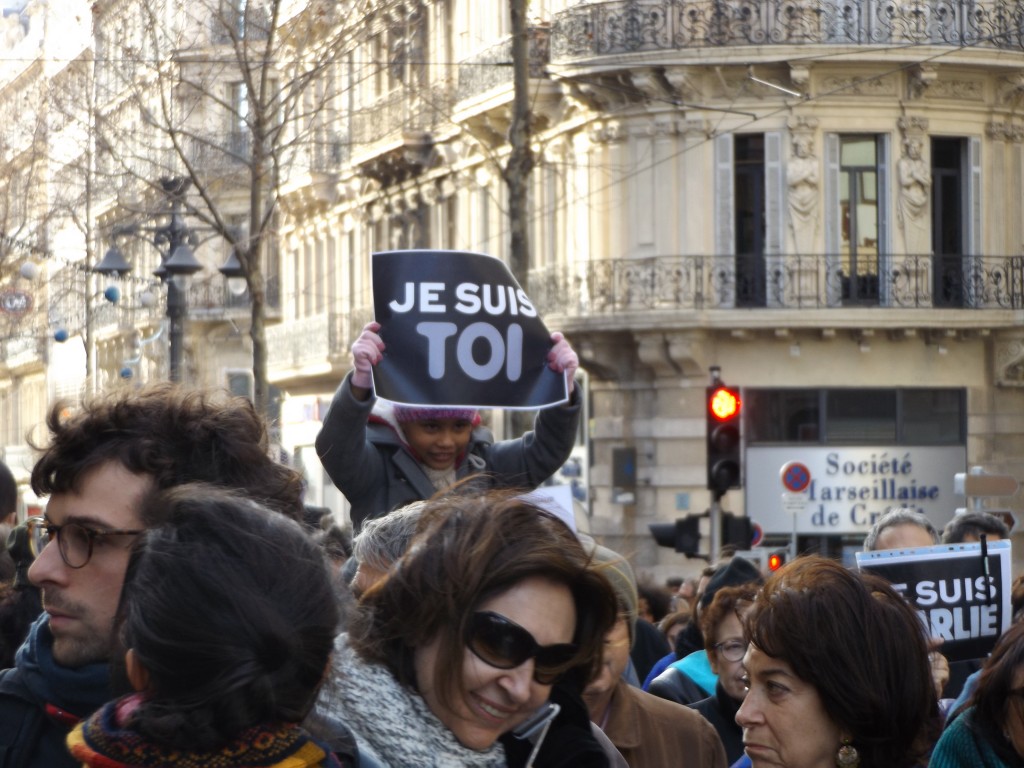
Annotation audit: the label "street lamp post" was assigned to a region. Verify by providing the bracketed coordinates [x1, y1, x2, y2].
[94, 177, 204, 383]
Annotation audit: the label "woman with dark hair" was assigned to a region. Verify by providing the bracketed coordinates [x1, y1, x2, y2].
[310, 490, 619, 767]
[736, 556, 939, 768]
[931, 620, 1024, 766]
[689, 583, 759, 764]
[66, 485, 344, 767]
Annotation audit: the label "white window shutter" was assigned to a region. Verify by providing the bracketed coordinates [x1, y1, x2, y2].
[877, 133, 890, 305]
[715, 133, 734, 255]
[824, 133, 841, 305]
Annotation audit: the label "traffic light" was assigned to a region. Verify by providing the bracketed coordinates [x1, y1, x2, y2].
[707, 384, 742, 499]
[649, 516, 702, 558]
[722, 512, 753, 550]
[767, 549, 786, 572]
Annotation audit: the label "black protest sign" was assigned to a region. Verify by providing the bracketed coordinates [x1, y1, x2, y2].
[856, 541, 1011, 662]
[370, 250, 568, 409]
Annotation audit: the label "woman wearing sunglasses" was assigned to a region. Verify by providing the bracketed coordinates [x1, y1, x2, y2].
[309, 490, 618, 767]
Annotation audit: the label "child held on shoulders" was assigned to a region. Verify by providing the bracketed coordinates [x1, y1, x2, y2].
[315, 321, 583, 530]
[67, 485, 346, 768]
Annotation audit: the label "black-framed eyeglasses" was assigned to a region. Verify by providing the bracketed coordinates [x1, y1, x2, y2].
[466, 610, 578, 685]
[26, 516, 144, 569]
[712, 639, 748, 662]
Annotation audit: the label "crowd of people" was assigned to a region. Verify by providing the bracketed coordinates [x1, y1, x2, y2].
[0, 320, 1017, 768]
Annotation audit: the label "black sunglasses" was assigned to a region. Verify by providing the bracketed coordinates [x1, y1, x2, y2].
[466, 610, 578, 685]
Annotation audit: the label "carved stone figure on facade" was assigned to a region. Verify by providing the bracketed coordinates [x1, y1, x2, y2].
[787, 131, 820, 254]
[897, 136, 931, 250]
[1, 15, 25, 51]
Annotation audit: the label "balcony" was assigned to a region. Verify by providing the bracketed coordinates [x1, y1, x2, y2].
[456, 24, 551, 105]
[311, 131, 349, 172]
[1, 336, 44, 371]
[265, 305, 373, 379]
[529, 253, 1024, 317]
[91, 298, 162, 336]
[350, 85, 454, 150]
[188, 275, 281, 319]
[210, 6, 270, 45]
[186, 134, 251, 175]
[550, 0, 1024, 57]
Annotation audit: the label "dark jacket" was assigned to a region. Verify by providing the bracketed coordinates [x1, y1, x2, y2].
[0, 615, 113, 768]
[690, 682, 744, 765]
[502, 672, 611, 768]
[629, 618, 670, 686]
[315, 371, 582, 530]
[647, 665, 711, 708]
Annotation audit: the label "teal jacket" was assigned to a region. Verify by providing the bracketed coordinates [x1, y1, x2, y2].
[930, 707, 1015, 768]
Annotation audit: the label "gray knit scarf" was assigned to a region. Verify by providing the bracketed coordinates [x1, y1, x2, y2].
[307, 634, 507, 768]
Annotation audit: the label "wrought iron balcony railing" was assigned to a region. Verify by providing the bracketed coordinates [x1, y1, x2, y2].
[550, 0, 1024, 56]
[529, 253, 1024, 316]
[188, 274, 281, 317]
[456, 24, 552, 104]
[350, 85, 454, 148]
[210, 6, 270, 45]
[1, 336, 45, 369]
[90, 297, 163, 335]
[265, 304, 373, 371]
[186, 136, 251, 173]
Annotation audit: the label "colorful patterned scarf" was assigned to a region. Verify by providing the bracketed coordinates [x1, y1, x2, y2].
[67, 695, 341, 768]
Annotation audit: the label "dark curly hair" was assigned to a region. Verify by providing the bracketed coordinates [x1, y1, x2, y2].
[30, 382, 304, 522]
[117, 484, 339, 751]
[745, 556, 939, 768]
[347, 489, 618, 716]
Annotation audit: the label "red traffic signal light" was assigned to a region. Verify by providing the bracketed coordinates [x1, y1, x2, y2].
[709, 387, 741, 421]
[707, 385, 742, 499]
[767, 551, 786, 571]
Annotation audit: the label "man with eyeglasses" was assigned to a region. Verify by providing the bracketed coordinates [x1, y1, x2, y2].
[0, 383, 305, 768]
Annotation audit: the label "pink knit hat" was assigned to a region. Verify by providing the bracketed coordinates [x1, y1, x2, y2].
[393, 405, 480, 424]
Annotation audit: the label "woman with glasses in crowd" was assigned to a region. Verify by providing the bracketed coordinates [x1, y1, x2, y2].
[735, 556, 939, 768]
[930, 620, 1024, 767]
[308, 490, 618, 768]
[689, 583, 759, 765]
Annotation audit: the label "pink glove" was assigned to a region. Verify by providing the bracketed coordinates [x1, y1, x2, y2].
[547, 332, 578, 395]
[351, 322, 384, 390]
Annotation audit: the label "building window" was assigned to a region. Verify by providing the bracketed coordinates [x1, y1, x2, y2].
[746, 388, 964, 446]
[827, 389, 895, 442]
[932, 137, 969, 308]
[902, 388, 964, 444]
[735, 134, 766, 307]
[228, 82, 249, 157]
[838, 136, 881, 304]
[716, 132, 784, 308]
[226, 369, 254, 401]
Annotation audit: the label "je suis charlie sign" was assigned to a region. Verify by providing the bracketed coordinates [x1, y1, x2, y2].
[857, 540, 1011, 662]
[369, 250, 568, 409]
